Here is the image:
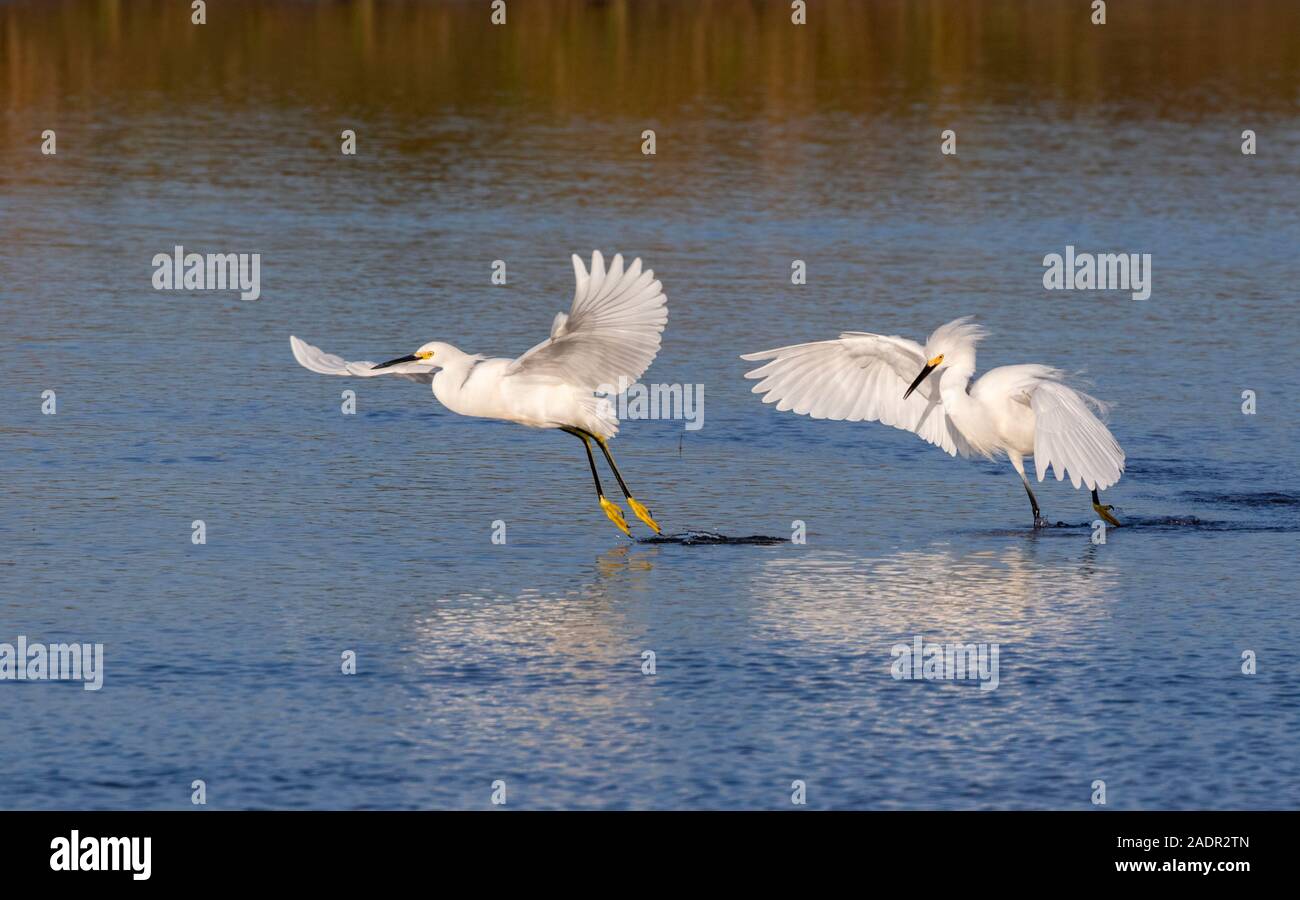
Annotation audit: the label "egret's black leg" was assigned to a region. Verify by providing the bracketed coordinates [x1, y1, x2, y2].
[582, 430, 661, 534]
[1023, 479, 1046, 527]
[562, 426, 629, 535]
[1015, 467, 1048, 528]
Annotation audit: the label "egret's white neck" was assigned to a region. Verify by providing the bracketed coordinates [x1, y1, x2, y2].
[429, 345, 483, 411]
[937, 365, 975, 411]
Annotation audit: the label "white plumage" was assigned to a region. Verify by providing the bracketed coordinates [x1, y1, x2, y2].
[742, 317, 1125, 524]
[740, 331, 970, 455]
[290, 336, 436, 383]
[508, 251, 668, 391]
[291, 250, 666, 437]
[289, 250, 668, 536]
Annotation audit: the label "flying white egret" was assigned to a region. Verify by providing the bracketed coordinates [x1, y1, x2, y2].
[741, 317, 1124, 527]
[290, 250, 667, 536]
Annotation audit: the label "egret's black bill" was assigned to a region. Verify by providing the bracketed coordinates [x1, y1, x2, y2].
[903, 362, 938, 399]
[372, 354, 420, 370]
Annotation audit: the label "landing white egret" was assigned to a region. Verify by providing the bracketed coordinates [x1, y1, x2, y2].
[290, 250, 667, 536]
[741, 317, 1124, 526]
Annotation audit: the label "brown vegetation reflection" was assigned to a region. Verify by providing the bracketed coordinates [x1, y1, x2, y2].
[4, 0, 1297, 124]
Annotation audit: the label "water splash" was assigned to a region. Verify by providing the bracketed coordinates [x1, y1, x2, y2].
[639, 531, 789, 546]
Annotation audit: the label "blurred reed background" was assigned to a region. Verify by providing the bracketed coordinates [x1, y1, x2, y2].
[3, 0, 1297, 124]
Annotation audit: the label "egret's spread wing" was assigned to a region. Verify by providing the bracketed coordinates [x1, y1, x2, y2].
[741, 332, 969, 456]
[1029, 380, 1125, 490]
[290, 335, 435, 383]
[507, 251, 667, 390]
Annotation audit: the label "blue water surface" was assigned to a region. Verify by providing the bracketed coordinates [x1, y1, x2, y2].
[2, 30, 1298, 810]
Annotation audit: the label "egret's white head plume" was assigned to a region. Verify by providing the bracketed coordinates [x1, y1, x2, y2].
[900, 317, 987, 399]
[924, 317, 988, 375]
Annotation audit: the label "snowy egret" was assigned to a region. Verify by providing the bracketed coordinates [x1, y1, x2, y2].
[290, 250, 667, 536]
[741, 317, 1124, 527]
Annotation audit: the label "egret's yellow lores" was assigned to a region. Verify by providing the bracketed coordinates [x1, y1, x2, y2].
[291, 251, 667, 536]
[742, 317, 1124, 527]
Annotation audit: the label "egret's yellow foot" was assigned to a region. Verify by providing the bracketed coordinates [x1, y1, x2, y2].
[1093, 503, 1122, 527]
[626, 497, 661, 534]
[599, 495, 631, 536]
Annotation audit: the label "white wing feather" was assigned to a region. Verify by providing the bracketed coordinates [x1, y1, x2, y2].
[1030, 380, 1125, 490]
[507, 250, 667, 390]
[741, 332, 970, 456]
[289, 335, 436, 383]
